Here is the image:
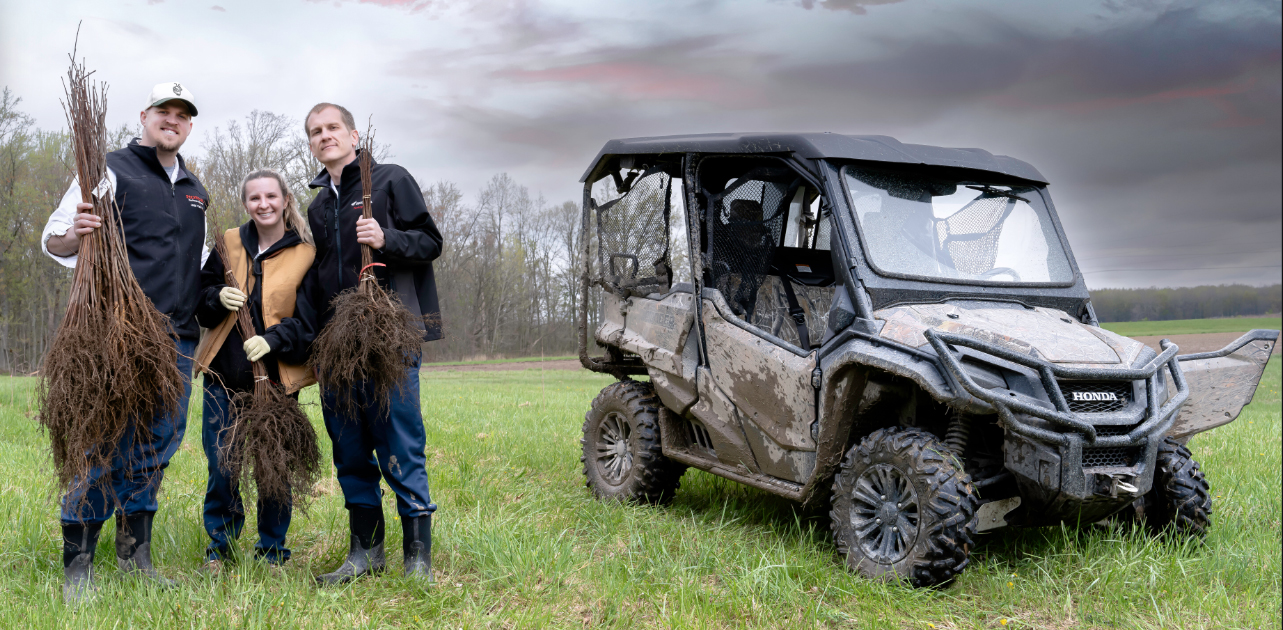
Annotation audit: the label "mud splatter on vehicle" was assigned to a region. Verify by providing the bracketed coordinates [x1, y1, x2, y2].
[571, 133, 1279, 587]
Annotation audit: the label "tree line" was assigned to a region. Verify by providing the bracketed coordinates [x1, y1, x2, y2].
[0, 87, 587, 371]
[1090, 284, 1281, 323]
[3, 86, 1277, 372]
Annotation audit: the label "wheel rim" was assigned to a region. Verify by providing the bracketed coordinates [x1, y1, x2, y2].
[849, 464, 920, 564]
[595, 411, 633, 485]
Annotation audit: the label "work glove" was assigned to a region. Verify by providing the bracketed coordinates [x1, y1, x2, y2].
[220, 287, 247, 312]
[244, 336, 271, 362]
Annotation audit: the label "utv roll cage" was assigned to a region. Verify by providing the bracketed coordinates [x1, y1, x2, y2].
[575, 132, 1094, 377]
[571, 131, 1280, 589]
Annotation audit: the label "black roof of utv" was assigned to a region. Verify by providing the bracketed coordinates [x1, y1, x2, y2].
[580, 132, 1048, 184]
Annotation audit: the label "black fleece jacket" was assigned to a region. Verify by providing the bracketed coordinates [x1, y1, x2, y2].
[195, 223, 310, 392]
[300, 152, 444, 342]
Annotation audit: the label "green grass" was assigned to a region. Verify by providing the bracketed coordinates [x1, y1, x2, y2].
[422, 355, 578, 368]
[0, 360, 1279, 628]
[1100, 317, 1281, 338]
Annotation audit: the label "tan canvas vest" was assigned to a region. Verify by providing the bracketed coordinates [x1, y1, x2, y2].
[194, 228, 316, 393]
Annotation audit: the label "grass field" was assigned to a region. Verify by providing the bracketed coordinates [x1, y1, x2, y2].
[1100, 316, 1281, 338]
[0, 358, 1278, 629]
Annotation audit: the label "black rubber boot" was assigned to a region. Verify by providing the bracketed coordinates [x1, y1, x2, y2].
[402, 513, 434, 582]
[62, 522, 103, 605]
[116, 512, 174, 587]
[316, 506, 386, 586]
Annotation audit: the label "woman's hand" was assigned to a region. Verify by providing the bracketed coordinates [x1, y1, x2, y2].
[219, 287, 247, 311]
[244, 336, 271, 362]
[356, 217, 384, 250]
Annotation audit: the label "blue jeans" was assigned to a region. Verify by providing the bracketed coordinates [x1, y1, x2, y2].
[201, 380, 292, 563]
[321, 356, 436, 518]
[60, 338, 197, 525]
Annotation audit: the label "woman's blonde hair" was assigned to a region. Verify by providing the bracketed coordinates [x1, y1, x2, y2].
[240, 169, 313, 246]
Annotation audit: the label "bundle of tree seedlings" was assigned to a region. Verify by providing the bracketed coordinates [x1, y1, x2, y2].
[310, 127, 422, 412]
[213, 233, 322, 508]
[39, 53, 185, 509]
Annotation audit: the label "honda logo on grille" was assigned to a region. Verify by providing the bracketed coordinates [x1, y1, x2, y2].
[1072, 391, 1118, 402]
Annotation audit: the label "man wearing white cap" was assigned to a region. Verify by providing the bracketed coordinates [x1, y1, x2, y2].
[43, 82, 209, 603]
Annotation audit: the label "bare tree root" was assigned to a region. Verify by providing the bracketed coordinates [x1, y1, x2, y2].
[207, 232, 322, 513]
[310, 284, 422, 415]
[219, 385, 322, 513]
[309, 125, 424, 416]
[40, 308, 183, 496]
[39, 47, 184, 518]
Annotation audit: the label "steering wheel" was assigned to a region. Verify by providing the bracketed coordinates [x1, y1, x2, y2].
[979, 267, 1021, 282]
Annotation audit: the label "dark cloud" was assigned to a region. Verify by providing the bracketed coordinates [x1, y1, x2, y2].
[382, 1, 1279, 287]
[4, 0, 1268, 288]
[775, 6, 1280, 109]
[798, 0, 906, 14]
[312, 0, 445, 13]
[490, 37, 763, 106]
[784, 41, 1034, 101]
[387, 32, 771, 171]
[1037, 8, 1279, 97]
[105, 19, 162, 40]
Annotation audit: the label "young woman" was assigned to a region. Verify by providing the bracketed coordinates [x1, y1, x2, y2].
[193, 169, 316, 570]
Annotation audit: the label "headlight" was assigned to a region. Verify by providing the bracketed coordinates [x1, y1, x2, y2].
[961, 358, 1008, 390]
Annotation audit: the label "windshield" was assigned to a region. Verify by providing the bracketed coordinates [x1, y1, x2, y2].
[843, 166, 1073, 284]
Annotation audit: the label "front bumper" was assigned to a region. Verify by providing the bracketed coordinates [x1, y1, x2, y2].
[925, 328, 1189, 513]
[925, 329, 1189, 448]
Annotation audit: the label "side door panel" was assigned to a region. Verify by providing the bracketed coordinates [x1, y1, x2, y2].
[702, 295, 818, 481]
[617, 292, 694, 377]
[689, 365, 763, 474]
[614, 290, 700, 414]
[681, 155, 829, 483]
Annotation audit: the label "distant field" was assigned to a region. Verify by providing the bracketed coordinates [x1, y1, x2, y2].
[422, 355, 577, 368]
[1101, 316, 1281, 337]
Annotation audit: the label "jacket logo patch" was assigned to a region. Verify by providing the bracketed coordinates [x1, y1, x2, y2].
[352, 201, 363, 209]
[186, 195, 207, 209]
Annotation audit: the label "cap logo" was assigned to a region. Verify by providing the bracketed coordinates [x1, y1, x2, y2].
[172, 83, 183, 96]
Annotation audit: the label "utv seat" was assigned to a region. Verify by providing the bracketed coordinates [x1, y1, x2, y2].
[713, 198, 775, 318]
[769, 246, 835, 286]
[741, 246, 838, 349]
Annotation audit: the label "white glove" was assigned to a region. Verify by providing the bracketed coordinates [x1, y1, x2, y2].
[244, 336, 271, 362]
[220, 287, 247, 311]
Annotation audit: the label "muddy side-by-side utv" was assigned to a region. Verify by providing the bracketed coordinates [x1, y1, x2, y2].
[572, 133, 1278, 587]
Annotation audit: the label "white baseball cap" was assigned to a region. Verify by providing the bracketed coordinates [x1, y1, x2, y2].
[144, 82, 198, 116]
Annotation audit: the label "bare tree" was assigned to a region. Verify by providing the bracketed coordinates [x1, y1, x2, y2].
[423, 174, 586, 361]
[197, 110, 316, 237]
[1, 84, 601, 368]
[0, 88, 75, 372]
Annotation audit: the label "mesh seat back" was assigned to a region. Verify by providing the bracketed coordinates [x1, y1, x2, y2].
[706, 165, 801, 318]
[934, 194, 1014, 274]
[595, 168, 671, 294]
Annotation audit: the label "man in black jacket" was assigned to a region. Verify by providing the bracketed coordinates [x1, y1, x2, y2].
[42, 82, 207, 602]
[297, 103, 443, 584]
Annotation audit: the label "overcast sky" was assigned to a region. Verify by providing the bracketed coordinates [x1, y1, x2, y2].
[2, 0, 1279, 289]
